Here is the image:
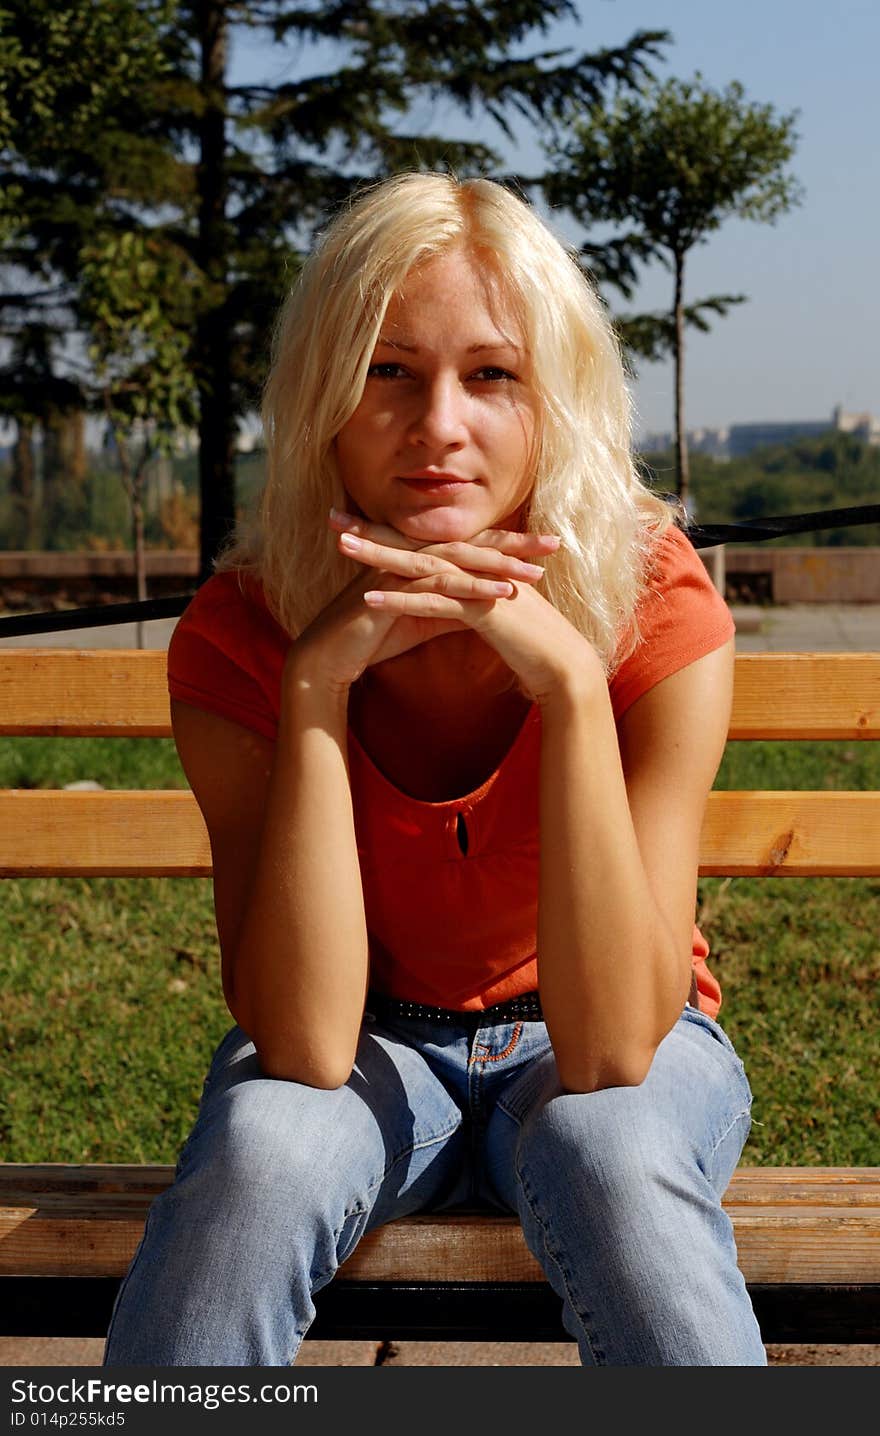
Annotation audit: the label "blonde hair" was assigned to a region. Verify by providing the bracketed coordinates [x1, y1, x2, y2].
[218, 171, 677, 672]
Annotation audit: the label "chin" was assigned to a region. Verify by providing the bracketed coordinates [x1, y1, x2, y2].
[395, 507, 492, 544]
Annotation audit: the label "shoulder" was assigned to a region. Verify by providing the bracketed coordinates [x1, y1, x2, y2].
[608, 524, 735, 722]
[167, 570, 289, 741]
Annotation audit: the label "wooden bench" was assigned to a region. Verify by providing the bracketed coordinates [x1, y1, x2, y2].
[1, 648, 879, 1346]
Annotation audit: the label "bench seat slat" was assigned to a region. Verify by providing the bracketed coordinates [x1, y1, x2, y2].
[2, 650, 879, 740]
[2, 1165, 879, 1286]
[1, 789, 878, 878]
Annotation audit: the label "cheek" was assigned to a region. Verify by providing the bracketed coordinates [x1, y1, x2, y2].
[499, 405, 537, 479]
[336, 406, 396, 463]
[334, 413, 371, 482]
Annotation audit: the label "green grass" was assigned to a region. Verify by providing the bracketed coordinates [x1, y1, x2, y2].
[0, 736, 877, 1166]
[0, 737, 186, 791]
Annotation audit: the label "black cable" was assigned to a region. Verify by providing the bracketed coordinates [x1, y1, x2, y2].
[0, 503, 877, 638]
[684, 502, 880, 547]
[0, 592, 196, 638]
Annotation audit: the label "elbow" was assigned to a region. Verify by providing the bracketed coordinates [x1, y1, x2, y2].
[224, 985, 357, 1089]
[254, 1043, 354, 1090]
[253, 1030, 358, 1089]
[557, 1046, 657, 1095]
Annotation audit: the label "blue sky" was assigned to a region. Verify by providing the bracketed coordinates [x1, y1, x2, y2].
[232, 1, 879, 441]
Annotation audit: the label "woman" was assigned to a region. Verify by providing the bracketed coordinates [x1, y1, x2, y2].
[103, 172, 765, 1366]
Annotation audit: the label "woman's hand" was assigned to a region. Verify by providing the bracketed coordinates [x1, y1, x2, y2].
[329, 512, 602, 707]
[286, 510, 561, 696]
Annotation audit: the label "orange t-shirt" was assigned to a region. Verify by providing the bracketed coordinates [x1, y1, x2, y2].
[167, 524, 734, 1018]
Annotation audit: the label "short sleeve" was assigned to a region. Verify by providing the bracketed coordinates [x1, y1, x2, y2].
[608, 526, 735, 722]
[167, 572, 288, 742]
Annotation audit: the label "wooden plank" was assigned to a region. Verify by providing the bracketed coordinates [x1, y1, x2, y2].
[1, 650, 879, 740]
[699, 791, 880, 876]
[2, 1166, 878, 1286]
[0, 791, 211, 877]
[1, 789, 879, 877]
[0, 650, 170, 736]
[728, 653, 880, 739]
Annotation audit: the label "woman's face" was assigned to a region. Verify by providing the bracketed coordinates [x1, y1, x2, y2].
[334, 246, 538, 545]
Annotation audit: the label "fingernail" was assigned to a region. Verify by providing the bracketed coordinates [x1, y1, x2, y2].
[539, 535, 561, 548]
[493, 581, 514, 595]
[330, 507, 356, 528]
[339, 532, 362, 550]
[520, 563, 545, 578]
[363, 591, 385, 606]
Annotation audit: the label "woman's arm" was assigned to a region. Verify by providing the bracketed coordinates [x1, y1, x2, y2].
[171, 530, 549, 1089]
[324, 518, 735, 1091]
[537, 637, 735, 1092]
[171, 669, 370, 1089]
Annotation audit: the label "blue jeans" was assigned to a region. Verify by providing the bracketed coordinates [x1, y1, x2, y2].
[103, 1002, 766, 1366]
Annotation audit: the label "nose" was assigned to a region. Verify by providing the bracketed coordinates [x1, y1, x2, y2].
[406, 372, 468, 450]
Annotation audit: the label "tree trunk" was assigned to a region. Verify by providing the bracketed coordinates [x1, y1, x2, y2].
[41, 409, 88, 548]
[11, 418, 36, 548]
[132, 463, 148, 649]
[673, 251, 690, 513]
[195, 0, 236, 580]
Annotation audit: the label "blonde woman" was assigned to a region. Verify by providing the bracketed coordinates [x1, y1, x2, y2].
[103, 173, 765, 1367]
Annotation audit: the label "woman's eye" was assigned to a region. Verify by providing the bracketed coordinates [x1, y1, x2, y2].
[366, 362, 407, 380]
[471, 366, 518, 383]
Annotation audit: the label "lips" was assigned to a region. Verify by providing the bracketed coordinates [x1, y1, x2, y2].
[397, 471, 472, 492]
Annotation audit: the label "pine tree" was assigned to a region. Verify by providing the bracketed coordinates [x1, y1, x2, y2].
[4, 2, 667, 567]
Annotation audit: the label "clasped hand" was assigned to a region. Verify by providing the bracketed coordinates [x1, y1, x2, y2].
[322, 509, 600, 707]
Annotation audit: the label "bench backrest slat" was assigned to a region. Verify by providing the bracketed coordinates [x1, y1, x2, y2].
[2, 650, 879, 739]
[0, 789, 877, 878]
[0, 651, 169, 736]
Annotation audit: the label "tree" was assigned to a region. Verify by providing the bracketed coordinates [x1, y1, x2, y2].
[4, 1, 668, 572]
[1, 0, 183, 547]
[79, 228, 199, 639]
[544, 75, 801, 508]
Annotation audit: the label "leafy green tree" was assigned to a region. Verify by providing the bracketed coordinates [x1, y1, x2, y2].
[545, 75, 801, 508]
[156, 1, 672, 572]
[640, 431, 880, 547]
[79, 228, 199, 634]
[4, 0, 667, 570]
[1, 0, 182, 549]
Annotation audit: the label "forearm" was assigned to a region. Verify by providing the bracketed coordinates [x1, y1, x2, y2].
[229, 665, 368, 1087]
[537, 679, 691, 1092]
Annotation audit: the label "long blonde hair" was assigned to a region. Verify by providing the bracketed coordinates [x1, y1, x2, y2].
[218, 171, 676, 671]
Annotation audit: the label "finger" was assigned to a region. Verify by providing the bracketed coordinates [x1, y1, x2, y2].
[338, 530, 546, 585]
[415, 538, 550, 582]
[463, 527, 562, 556]
[330, 508, 560, 558]
[362, 574, 519, 614]
[363, 588, 476, 617]
[362, 556, 516, 602]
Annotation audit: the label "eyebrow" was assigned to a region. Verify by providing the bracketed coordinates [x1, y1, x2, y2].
[375, 337, 523, 354]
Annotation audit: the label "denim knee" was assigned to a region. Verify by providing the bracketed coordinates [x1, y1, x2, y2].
[169, 1072, 373, 1246]
[515, 1084, 678, 1217]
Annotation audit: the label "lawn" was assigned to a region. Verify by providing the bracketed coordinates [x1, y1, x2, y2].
[0, 734, 877, 1167]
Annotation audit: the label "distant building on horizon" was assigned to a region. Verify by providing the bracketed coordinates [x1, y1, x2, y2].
[638, 405, 880, 459]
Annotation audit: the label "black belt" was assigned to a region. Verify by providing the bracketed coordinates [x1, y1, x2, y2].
[367, 990, 544, 1026]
